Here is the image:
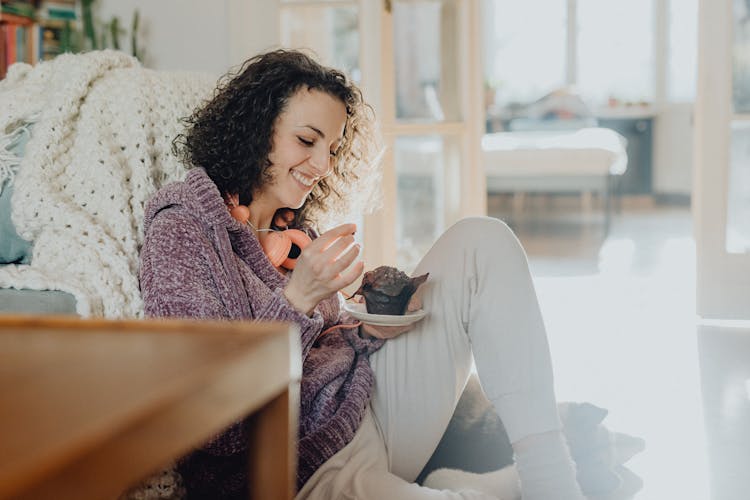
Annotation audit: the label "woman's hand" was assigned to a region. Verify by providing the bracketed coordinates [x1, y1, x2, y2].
[284, 223, 364, 316]
[359, 294, 423, 340]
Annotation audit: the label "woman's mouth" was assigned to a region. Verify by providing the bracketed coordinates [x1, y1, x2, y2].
[291, 170, 316, 189]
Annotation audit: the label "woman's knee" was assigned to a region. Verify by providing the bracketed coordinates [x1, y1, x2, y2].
[447, 216, 512, 237]
[443, 217, 527, 261]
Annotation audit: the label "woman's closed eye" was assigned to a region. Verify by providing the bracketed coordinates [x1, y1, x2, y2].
[299, 136, 338, 158]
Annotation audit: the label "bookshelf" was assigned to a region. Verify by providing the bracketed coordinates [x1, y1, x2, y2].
[1, 0, 77, 79]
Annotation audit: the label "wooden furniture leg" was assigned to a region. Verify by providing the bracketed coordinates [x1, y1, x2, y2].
[248, 384, 299, 500]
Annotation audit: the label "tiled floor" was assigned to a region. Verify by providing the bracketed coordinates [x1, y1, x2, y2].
[489, 199, 750, 500]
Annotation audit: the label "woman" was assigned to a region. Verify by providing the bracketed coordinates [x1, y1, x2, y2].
[139, 50, 584, 500]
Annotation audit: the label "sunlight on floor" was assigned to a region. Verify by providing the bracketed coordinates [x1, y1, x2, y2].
[514, 207, 714, 500]
[598, 237, 636, 275]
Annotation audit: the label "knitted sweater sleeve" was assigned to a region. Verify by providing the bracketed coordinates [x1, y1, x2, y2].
[140, 208, 253, 458]
[251, 286, 324, 358]
[139, 207, 226, 319]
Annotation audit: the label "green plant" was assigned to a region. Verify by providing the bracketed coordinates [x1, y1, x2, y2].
[131, 10, 140, 61]
[109, 16, 123, 51]
[59, 1, 142, 62]
[60, 20, 73, 53]
[80, 0, 96, 50]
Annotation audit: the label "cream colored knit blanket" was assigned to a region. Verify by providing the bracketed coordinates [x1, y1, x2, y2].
[0, 50, 217, 317]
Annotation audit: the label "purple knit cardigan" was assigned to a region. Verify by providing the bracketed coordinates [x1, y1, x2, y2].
[139, 168, 384, 497]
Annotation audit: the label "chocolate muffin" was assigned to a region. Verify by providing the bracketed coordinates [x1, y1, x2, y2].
[351, 265, 429, 315]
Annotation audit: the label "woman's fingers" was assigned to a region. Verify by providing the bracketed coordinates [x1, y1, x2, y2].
[301, 224, 361, 278]
[328, 240, 360, 272]
[335, 260, 365, 290]
[322, 234, 356, 261]
[361, 323, 411, 340]
[323, 243, 363, 290]
[407, 295, 422, 312]
[302, 238, 359, 277]
[314, 223, 357, 249]
[285, 223, 363, 311]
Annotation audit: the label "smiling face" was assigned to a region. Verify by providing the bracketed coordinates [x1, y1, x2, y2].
[252, 87, 347, 217]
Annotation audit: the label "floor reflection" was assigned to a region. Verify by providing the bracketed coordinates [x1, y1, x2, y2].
[488, 202, 750, 500]
[698, 325, 750, 500]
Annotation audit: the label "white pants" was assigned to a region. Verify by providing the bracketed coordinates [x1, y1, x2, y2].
[297, 217, 562, 500]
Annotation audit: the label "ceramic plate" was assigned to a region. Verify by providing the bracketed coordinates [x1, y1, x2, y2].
[343, 302, 427, 327]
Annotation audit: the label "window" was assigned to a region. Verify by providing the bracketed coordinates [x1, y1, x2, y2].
[577, 0, 654, 105]
[482, 0, 566, 105]
[388, 0, 470, 270]
[280, 1, 361, 83]
[395, 136, 444, 270]
[482, 0, 700, 115]
[727, 121, 750, 253]
[727, 0, 750, 253]
[667, 0, 698, 102]
[393, 1, 461, 121]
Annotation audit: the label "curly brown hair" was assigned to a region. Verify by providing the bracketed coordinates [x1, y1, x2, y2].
[173, 49, 382, 230]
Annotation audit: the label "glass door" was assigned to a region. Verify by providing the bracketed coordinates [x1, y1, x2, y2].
[380, 0, 485, 272]
[694, 0, 750, 319]
[279, 1, 361, 82]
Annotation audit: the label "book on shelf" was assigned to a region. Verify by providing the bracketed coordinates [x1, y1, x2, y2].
[0, 11, 36, 26]
[1, 23, 40, 70]
[37, 1, 76, 21]
[39, 20, 67, 61]
[1, 1, 43, 79]
[1, 1, 38, 20]
[0, 1, 81, 79]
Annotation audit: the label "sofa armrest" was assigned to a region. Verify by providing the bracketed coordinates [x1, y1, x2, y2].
[0, 289, 77, 315]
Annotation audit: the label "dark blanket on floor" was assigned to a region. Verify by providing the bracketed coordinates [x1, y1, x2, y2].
[417, 374, 646, 499]
[417, 374, 515, 484]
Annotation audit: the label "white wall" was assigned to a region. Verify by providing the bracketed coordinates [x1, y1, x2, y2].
[97, 0, 278, 74]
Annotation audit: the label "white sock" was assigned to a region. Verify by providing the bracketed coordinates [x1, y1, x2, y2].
[513, 430, 585, 500]
[423, 466, 522, 500]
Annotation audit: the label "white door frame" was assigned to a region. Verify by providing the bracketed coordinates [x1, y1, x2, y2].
[693, 0, 750, 319]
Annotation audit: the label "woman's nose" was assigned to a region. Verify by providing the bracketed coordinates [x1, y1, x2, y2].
[309, 148, 331, 176]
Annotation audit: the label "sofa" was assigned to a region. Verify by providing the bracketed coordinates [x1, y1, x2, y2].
[1, 122, 76, 314]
